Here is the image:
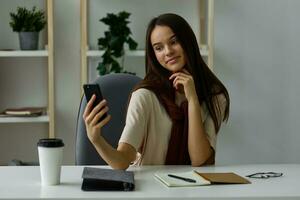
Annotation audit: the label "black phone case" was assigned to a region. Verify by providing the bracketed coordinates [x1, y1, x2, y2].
[83, 84, 108, 121]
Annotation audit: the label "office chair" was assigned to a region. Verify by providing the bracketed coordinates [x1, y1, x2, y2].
[75, 73, 142, 165]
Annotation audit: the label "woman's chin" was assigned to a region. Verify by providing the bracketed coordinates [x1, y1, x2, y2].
[169, 66, 184, 73]
[163, 63, 185, 73]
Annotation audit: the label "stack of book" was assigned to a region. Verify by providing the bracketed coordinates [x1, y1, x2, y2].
[0, 107, 46, 117]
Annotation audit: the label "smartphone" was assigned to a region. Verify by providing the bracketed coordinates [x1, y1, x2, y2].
[83, 84, 108, 121]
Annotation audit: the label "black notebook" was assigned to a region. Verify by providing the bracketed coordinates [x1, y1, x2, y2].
[81, 167, 135, 191]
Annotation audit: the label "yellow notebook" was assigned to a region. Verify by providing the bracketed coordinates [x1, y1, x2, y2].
[155, 170, 250, 187]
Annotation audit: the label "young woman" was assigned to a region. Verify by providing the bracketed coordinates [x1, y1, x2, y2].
[83, 13, 230, 169]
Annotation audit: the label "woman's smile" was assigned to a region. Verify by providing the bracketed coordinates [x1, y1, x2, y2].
[166, 56, 180, 65]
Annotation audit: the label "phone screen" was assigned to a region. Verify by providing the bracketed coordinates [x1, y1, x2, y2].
[83, 84, 107, 121]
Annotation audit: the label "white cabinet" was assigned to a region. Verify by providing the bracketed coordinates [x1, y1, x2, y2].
[0, 0, 55, 138]
[80, 0, 214, 88]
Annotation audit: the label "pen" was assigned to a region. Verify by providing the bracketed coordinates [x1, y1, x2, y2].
[168, 174, 197, 183]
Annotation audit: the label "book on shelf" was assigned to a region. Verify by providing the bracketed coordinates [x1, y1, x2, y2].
[0, 107, 46, 117]
[154, 170, 251, 187]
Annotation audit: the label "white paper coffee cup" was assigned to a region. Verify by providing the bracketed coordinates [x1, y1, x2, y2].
[37, 138, 64, 186]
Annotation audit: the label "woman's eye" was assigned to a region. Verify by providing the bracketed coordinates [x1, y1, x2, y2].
[154, 46, 162, 51]
[170, 38, 178, 45]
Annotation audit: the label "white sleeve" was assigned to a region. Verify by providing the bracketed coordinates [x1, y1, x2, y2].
[118, 89, 151, 151]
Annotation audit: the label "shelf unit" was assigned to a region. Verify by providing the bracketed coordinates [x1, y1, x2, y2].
[80, 0, 214, 89]
[0, 0, 55, 138]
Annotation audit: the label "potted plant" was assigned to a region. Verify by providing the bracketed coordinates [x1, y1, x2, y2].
[9, 6, 47, 50]
[97, 11, 138, 75]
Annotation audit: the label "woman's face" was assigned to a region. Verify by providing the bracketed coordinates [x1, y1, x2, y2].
[150, 25, 186, 73]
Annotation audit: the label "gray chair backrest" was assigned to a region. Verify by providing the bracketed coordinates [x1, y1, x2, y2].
[75, 73, 142, 165]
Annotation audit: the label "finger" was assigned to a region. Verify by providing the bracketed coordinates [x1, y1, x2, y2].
[96, 114, 111, 129]
[84, 113, 94, 125]
[85, 99, 107, 124]
[169, 72, 180, 80]
[178, 71, 191, 79]
[169, 72, 183, 80]
[173, 78, 187, 89]
[173, 76, 186, 86]
[87, 95, 96, 107]
[89, 99, 107, 120]
[172, 73, 193, 88]
[173, 76, 181, 87]
[91, 106, 109, 126]
[182, 68, 191, 75]
[173, 76, 179, 88]
[174, 81, 186, 92]
[83, 95, 96, 118]
[170, 72, 190, 80]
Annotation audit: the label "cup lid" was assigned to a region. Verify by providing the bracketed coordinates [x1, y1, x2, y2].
[37, 138, 64, 148]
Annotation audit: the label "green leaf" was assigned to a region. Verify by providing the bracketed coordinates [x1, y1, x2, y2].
[97, 63, 107, 75]
[119, 11, 130, 20]
[127, 37, 138, 50]
[110, 60, 121, 73]
[98, 38, 108, 48]
[96, 11, 138, 75]
[9, 6, 46, 32]
[110, 37, 124, 57]
[102, 51, 113, 64]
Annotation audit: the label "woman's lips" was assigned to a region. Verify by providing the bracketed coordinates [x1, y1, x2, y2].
[166, 56, 179, 64]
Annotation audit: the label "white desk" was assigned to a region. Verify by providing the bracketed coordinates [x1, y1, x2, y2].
[0, 164, 299, 200]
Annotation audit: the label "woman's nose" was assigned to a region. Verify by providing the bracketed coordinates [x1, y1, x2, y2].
[164, 45, 174, 56]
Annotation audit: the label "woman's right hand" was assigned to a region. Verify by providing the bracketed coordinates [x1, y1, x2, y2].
[83, 95, 111, 144]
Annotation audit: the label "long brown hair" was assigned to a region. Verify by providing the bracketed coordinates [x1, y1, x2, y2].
[136, 13, 230, 133]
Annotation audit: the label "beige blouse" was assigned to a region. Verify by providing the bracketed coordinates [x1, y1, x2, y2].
[119, 88, 226, 165]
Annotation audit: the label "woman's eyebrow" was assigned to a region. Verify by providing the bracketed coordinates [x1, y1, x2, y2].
[169, 35, 176, 40]
[152, 42, 161, 47]
[152, 34, 176, 46]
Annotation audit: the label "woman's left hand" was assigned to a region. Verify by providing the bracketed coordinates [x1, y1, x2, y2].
[169, 69, 198, 102]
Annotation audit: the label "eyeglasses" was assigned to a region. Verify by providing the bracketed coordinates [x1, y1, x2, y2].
[246, 172, 283, 179]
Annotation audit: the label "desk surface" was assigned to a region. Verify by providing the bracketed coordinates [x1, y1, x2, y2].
[0, 164, 299, 200]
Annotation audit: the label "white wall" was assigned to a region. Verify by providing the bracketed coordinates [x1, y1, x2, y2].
[214, 0, 300, 164]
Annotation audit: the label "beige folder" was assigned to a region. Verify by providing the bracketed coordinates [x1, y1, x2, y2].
[195, 171, 251, 184]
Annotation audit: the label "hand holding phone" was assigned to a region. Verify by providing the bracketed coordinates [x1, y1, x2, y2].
[83, 84, 108, 122]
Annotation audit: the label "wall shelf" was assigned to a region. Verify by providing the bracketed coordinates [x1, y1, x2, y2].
[0, 115, 49, 123]
[0, 50, 48, 57]
[87, 50, 145, 57]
